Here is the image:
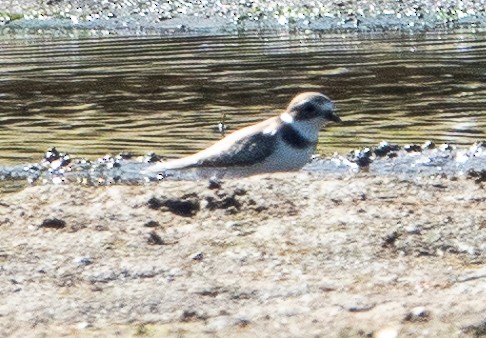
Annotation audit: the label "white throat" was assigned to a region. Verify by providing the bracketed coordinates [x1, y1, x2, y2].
[280, 112, 294, 123]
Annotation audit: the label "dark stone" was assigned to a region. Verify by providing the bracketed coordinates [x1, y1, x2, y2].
[382, 231, 400, 248]
[116, 152, 134, 160]
[39, 218, 66, 229]
[208, 178, 222, 190]
[148, 195, 199, 216]
[234, 187, 247, 196]
[374, 142, 401, 157]
[180, 309, 207, 322]
[147, 197, 163, 210]
[404, 144, 422, 152]
[204, 194, 240, 211]
[144, 220, 161, 228]
[192, 252, 204, 261]
[237, 318, 251, 327]
[144, 152, 161, 163]
[404, 307, 431, 322]
[45, 147, 60, 162]
[467, 169, 486, 183]
[348, 148, 373, 167]
[146, 231, 164, 245]
[342, 300, 375, 312]
[439, 143, 454, 151]
[162, 198, 199, 217]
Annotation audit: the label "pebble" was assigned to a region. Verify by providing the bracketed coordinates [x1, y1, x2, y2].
[146, 231, 164, 245]
[76, 321, 92, 329]
[404, 306, 431, 322]
[143, 220, 161, 228]
[422, 140, 435, 149]
[192, 251, 204, 261]
[341, 298, 375, 312]
[405, 224, 421, 234]
[374, 326, 400, 338]
[73, 256, 92, 267]
[39, 218, 66, 229]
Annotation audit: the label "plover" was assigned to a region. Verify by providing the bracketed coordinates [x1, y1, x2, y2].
[145, 92, 341, 179]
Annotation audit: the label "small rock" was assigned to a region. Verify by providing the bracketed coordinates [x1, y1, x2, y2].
[162, 198, 200, 217]
[143, 220, 161, 228]
[52, 176, 65, 184]
[348, 148, 373, 167]
[404, 144, 422, 152]
[147, 197, 163, 209]
[156, 173, 168, 180]
[192, 251, 204, 261]
[404, 306, 431, 322]
[73, 256, 92, 267]
[180, 309, 207, 322]
[204, 193, 240, 211]
[382, 231, 400, 247]
[374, 326, 400, 338]
[225, 221, 240, 230]
[77, 322, 92, 329]
[146, 231, 164, 245]
[467, 169, 486, 183]
[116, 152, 134, 160]
[236, 318, 251, 327]
[375, 141, 400, 157]
[342, 298, 375, 312]
[405, 224, 421, 234]
[208, 178, 222, 190]
[143, 152, 161, 163]
[422, 140, 435, 149]
[44, 147, 60, 162]
[439, 143, 454, 151]
[39, 218, 66, 229]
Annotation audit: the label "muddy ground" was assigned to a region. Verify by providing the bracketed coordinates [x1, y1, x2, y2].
[0, 171, 484, 337]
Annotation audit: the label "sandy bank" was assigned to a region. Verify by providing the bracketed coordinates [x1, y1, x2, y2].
[0, 172, 484, 337]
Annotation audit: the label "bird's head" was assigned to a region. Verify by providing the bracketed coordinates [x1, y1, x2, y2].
[284, 92, 341, 125]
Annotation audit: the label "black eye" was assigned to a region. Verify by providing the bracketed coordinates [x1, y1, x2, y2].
[294, 101, 317, 120]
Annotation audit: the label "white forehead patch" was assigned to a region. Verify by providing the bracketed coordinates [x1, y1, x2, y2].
[280, 112, 294, 123]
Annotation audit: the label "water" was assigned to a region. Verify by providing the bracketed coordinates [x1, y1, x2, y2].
[0, 31, 485, 165]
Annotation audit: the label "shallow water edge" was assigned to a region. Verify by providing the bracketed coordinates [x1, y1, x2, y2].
[0, 141, 484, 194]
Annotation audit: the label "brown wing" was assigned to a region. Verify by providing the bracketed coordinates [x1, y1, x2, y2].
[191, 131, 277, 168]
[147, 116, 280, 172]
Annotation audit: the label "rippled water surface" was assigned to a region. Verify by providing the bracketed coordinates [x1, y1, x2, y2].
[0, 31, 485, 164]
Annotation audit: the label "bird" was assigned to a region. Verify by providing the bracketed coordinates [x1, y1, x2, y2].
[144, 92, 341, 179]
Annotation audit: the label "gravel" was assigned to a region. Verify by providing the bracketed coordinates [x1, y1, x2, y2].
[1, 0, 486, 34]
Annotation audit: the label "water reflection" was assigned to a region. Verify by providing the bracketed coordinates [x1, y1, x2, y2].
[0, 31, 484, 164]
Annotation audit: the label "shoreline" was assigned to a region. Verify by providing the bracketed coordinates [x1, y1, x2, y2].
[0, 143, 484, 337]
[0, 141, 485, 193]
[1, 0, 486, 36]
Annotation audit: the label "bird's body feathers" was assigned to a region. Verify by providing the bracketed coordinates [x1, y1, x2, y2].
[145, 92, 340, 179]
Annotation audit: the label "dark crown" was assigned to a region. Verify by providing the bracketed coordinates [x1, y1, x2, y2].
[287, 92, 340, 123]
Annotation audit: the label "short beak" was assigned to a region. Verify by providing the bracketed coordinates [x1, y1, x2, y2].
[330, 113, 342, 123]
